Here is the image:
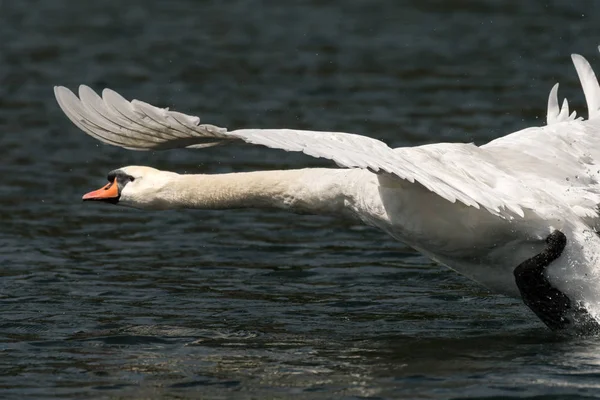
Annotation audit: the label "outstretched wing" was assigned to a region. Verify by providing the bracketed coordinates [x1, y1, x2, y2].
[55, 50, 600, 221]
[55, 85, 537, 219]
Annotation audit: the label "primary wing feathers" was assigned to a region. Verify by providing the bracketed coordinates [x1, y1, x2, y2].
[54, 50, 600, 222]
[572, 52, 600, 120]
[54, 86, 229, 150]
[546, 83, 579, 125]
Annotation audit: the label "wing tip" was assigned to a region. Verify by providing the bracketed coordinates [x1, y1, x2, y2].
[571, 53, 584, 62]
[53, 85, 72, 100]
[547, 83, 560, 125]
[571, 52, 600, 119]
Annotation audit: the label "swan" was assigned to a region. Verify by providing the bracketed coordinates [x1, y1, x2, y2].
[54, 49, 600, 332]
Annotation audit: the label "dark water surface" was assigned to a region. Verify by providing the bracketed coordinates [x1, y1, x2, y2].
[2, 1, 600, 398]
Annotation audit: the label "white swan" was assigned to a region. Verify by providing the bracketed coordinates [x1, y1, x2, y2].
[55, 49, 600, 330]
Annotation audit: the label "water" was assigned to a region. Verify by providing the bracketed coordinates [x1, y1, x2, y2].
[2, 0, 600, 398]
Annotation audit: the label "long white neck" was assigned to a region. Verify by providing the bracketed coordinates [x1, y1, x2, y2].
[149, 168, 367, 218]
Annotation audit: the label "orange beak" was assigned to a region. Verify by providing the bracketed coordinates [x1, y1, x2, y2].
[82, 178, 119, 202]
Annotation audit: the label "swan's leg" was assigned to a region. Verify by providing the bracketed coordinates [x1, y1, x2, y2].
[514, 230, 572, 330]
[514, 230, 600, 333]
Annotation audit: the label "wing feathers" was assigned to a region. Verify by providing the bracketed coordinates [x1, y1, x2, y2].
[547, 83, 579, 125]
[547, 83, 560, 125]
[572, 53, 600, 119]
[54, 86, 133, 148]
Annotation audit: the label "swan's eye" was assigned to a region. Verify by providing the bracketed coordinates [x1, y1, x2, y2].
[128, 176, 135, 182]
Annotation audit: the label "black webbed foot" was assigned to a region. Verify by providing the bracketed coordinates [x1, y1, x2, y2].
[514, 230, 572, 330]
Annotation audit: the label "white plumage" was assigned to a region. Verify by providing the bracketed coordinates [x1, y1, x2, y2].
[55, 49, 600, 328]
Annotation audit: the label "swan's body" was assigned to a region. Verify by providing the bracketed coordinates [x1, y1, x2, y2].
[55, 50, 600, 328]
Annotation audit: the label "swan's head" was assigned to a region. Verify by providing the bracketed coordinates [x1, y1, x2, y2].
[82, 166, 178, 209]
